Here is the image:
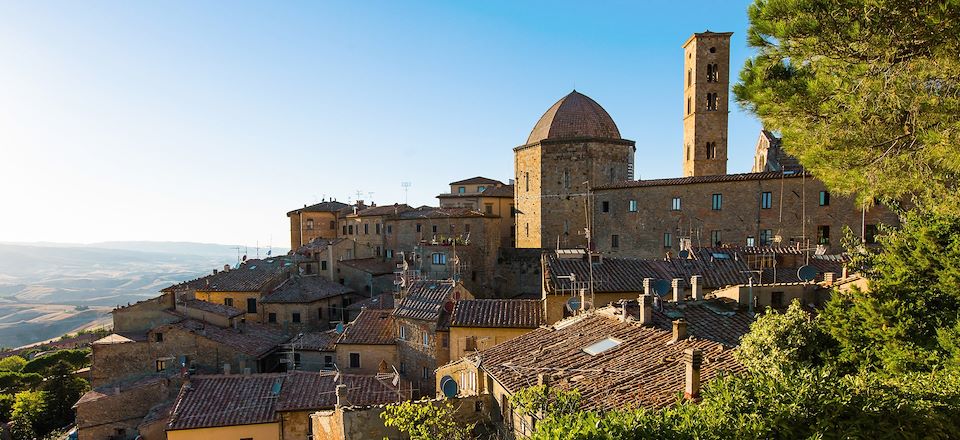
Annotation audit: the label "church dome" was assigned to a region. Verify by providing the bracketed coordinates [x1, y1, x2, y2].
[526, 91, 621, 144]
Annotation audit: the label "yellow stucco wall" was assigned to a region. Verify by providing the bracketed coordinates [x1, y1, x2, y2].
[166, 422, 279, 440]
[335, 343, 398, 375]
[448, 327, 533, 361]
[195, 290, 261, 322]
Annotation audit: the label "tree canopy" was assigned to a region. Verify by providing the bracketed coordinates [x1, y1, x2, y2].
[733, 0, 960, 212]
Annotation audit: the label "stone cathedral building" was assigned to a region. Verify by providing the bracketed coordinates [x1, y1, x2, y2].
[514, 31, 898, 258]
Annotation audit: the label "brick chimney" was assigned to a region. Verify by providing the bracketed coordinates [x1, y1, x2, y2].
[683, 348, 703, 401]
[638, 294, 654, 326]
[691, 275, 703, 301]
[336, 384, 348, 407]
[823, 272, 836, 284]
[672, 319, 688, 343]
[672, 278, 684, 303]
[643, 278, 653, 296]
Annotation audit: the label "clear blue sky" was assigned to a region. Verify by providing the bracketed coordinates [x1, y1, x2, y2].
[0, 0, 760, 247]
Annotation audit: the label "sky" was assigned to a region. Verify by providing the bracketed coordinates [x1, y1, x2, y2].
[0, 0, 761, 248]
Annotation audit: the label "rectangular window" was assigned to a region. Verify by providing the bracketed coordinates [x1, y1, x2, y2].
[224, 298, 233, 307]
[292, 312, 301, 323]
[399, 325, 407, 340]
[377, 223, 382, 234]
[154, 332, 163, 343]
[422, 333, 430, 346]
[416, 223, 422, 233]
[865, 224, 879, 244]
[746, 236, 755, 247]
[386, 249, 393, 259]
[818, 225, 831, 245]
[268, 313, 277, 323]
[330, 220, 336, 230]
[712, 194, 722, 210]
[458, 186, 466, 194]
[761, 192, 772, 209]
[819, 191, 830, 206]
[321, 260, 328, 271]
[342, 225, 347, 235]
[710, 230, 722, 246]
[525, 172, 529, 192]
[376, 246, 381, 257]
[465, 224, 470, 233]
[432, 253, 447, 265]
[663, 232, 672, 248]
[364, 224, 369, 235]
[305, 219, 314, 230]
[324, 355, 333, 369]
[246, 298, 257, 314]
[525, 223, 529, 237]
[348, 225, 354, 235]
[671, 197, 681, 211]
[432, 225, 438, 233]
[349, 353, 360, 368]
[611, 234, 619, 249]
[760, 229, 773, 245]
[317, 307, 323, 320]
[156, 359, 167, 372]
[771, 291, 784, 308]
[602, 201, 610, 213]
[387, 225, 392, 234]
[628, 200, 638, 212]
[422, 367, 429, 380]
[441, 333, 448, 348]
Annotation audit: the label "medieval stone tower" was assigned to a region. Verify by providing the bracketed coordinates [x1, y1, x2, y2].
[682, 31, 733, 177]
[514, 91, 636, 249]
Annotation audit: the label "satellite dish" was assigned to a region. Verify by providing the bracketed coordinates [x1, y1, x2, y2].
[652, 279, 671, 297]
[335, 322, 345, 334]
[440, 375, 458, 398]
[566, 297, 581, 312]
[797, 265, 817, 282]
[678, 249, 690, 259]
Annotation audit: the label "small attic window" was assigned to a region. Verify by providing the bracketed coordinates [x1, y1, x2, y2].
[709, 47, 716, 53]
[711, 252, 730, 260]
[582, 337, 623, 356]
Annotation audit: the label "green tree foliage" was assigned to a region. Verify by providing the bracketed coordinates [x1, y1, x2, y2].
[510, 385, 581, 419]
[9, 413, 36, 440]
[733, 0, 960, 211]
[381, 399, 475, 440]
[735, 302, 834, 376]
[41, 361, 88, 432]
[12, 390, 47, 435]
[0, 394, 14, 422]
[0, 372, 43, 394]
[0, 356, 27, 373]
[21, 349, 89, 376]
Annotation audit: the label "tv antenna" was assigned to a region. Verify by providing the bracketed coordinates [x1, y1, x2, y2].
[401, 181, 412, 204]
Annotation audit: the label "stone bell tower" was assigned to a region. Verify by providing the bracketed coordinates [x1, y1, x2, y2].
[682, 31, 732, 177]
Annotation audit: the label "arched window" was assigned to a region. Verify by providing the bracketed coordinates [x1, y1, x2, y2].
[687, 69, 692, 87]
[706, 142, 717, 159]
[706, 64, 713, 83]
[706, 93, 717, 111]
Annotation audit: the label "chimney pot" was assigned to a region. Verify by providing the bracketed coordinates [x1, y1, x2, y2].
[841, 265, 848, 279]
[672, 278, 684, 303]
[690, 275, 703, 301]
[212, 269, 218, 275]
[638, 294, 653, 326]
[336, 384, 348, 407]
[672, 319, 688, 342]
[683, 348, 703, 400]
[823, 272, 836, 284]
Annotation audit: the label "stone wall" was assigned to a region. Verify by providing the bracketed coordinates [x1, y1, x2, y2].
[112, 293, 177, 334]
[448, 327, 533, 361]
[492, 247, 543, 298]
[279, 409, 313, 440]
[75, 376, 176, 440]
[592, 174, 898, 259]
[514, 144, 542, 248]
[335, 343, 397, 375]
[290, 211, 339, 250]
[683, 32, 732, 177]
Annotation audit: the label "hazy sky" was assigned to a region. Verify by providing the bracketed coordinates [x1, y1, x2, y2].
[0, 1, 760, 248]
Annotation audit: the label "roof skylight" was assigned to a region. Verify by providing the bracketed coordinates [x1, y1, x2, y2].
[582, 337, 623, 356]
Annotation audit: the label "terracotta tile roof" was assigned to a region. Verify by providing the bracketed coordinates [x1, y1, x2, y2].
[167, 374, 282, 430]
[167, 372, 407, 430]
[297, 237, 348, 254]
[166, 257, 295, 293]
[396, 206, 492, 219]
[449, 300, 545, 329]
[347, 293, 395, 311]
[593, 170, 811, 190]
[394, 281, 457, 322]
[298, 330, 340, 352]
[449, 177, 504, 186]
[277, 371, 406, 411]
[351, 204, 413, 218]
[181, 299, 244, 319]
[75, 373, 170, 406]
[476, 305, 747, 411]
[139, 401, 173, 428]
[261, 276, 354, 304]
[545, 249, 844, 294]
[287, 201, 350, 216]
[526, 91, 622, 145]
[481, 184, 514, 198]
[339, 258, 397, 276]
[165, 319, 289, 358]
[338, 309, 395, 345]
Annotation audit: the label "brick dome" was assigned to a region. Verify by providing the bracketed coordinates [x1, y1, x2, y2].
[526, 91, 621, 144]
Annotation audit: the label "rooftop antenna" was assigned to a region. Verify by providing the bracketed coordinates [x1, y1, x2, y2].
[367, 192, 375, 205]
[401, 181, 412, 205]
[354, 190, 365, 203]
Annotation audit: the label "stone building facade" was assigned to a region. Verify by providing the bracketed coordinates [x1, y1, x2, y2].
[591, 171, 896, 259]
[514, 91, 636, 250]
[682, 31, 733, 177]
[288, 200, 350, 250]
